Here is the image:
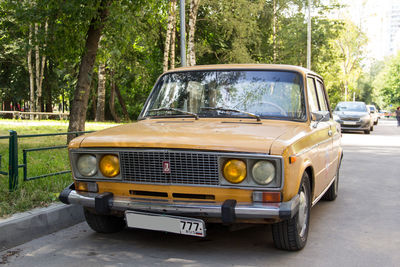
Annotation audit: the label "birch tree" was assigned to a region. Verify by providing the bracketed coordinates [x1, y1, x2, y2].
[95, 62, 106, 121]
[27, 24, 34, 118]
[335, 20, 366, 101]
[187, 0, 200, 66]
[163, 0, 177, 72]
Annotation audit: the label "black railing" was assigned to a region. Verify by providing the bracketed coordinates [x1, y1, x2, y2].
[0, 130, 93, 191]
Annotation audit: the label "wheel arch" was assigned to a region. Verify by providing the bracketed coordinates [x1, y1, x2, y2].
[303, 165, 315, 200]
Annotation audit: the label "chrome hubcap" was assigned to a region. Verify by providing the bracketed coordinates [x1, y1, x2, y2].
[297, 188, 308, 237]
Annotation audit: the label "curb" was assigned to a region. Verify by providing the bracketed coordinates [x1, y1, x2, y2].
[0, 203, 84, 251]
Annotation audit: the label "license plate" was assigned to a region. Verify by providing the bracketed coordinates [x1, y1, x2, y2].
[125, 211, 206, 237]
[343, 121, 357, 125]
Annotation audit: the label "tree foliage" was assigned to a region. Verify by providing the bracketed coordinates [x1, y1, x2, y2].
[372, 52, 400, 109]
[0, 0, 372, 120]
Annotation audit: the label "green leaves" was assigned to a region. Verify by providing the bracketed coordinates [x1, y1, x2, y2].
[372, 52, 400, 109]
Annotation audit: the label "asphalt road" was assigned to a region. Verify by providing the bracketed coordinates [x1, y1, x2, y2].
[2, 120, 400, 267]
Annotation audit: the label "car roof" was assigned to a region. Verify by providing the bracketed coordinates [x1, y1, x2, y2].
[165, 64, 321, 79]
[337, 101, 366, 104]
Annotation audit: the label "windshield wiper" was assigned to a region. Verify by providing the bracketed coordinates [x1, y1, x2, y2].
[201, 107, 261, 121]
[149, 107, 199, 120]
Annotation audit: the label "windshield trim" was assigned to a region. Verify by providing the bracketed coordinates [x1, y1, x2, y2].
[139, 69, 307, 122]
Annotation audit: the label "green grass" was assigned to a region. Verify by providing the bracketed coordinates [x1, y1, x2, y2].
[0, 120, 122, 218]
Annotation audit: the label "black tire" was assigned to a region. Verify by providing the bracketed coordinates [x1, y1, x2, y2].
[374, 120, 378, 126]
[364, 129, 370, 134]
[370, 125, 374, 131]
[323, 160, 340, 201]
[84, 208, 126, 233]
[272, 173, 311, 251]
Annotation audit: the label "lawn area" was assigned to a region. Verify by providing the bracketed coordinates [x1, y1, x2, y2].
[0, 119, 121, 218]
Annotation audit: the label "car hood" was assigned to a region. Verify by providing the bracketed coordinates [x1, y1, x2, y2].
[71, 118, 305, 154]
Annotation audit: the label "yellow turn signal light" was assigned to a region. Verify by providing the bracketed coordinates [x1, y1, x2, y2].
[99, 154, 120, 178]
[223, 159, 247, 184]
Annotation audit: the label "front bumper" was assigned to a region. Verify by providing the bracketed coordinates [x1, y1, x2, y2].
[336, 120, 371, 131]
[60, 184, 299, 223]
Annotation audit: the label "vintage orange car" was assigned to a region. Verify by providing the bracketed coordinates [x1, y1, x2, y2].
[60, 64, 342, 251]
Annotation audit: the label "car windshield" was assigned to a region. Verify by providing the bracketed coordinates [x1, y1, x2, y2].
[335, 102, 367, 112]
[141, 70, 306, 121]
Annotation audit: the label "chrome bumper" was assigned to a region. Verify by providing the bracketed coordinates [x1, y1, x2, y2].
[60, 184, 299, 221]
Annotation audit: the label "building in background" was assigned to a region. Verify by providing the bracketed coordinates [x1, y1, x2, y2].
[388, 1, 400, 56]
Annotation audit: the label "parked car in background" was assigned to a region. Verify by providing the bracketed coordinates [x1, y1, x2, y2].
[378, 110, 386, 119]
[333, 101, 373, 134]
[367, 105, 379, 125]
[60, 64, 342, 251]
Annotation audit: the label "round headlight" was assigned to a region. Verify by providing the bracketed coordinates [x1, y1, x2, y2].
[77, 154, 97, 177]
[99, 155, 120, 178]
[223, 159, 247, 184]
[252, 160, 275, 185]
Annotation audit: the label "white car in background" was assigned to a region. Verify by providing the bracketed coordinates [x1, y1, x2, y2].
[367, 105, 379, 125]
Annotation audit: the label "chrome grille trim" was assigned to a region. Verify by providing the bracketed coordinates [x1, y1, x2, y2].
[120, 150, 219, 185]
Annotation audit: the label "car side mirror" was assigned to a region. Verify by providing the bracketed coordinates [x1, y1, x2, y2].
[311, 111, 330, 128]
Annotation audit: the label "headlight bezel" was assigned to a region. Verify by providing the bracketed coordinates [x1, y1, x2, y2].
[219, 154, 283, 189]
[76, 154, 97, 177]
[70, 150, 121, 180]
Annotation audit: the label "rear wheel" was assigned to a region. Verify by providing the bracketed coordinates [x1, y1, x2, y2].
[272, 173, 311, 251]
[84, 208, 126, 233]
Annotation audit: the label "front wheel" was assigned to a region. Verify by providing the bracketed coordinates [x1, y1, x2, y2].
[323, 160, 340, 201]
[84, 208, 126, 233]
[272, 173, 311, 251]
[364, 129, 370, 134]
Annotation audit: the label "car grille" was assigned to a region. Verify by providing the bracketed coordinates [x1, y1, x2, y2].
[340, 116, 360, 121]
[119, 150, 220, 186]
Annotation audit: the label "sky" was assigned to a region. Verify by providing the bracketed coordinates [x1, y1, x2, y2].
[340, 0, 396, 60]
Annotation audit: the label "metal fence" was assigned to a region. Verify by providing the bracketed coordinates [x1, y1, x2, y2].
[0, 130, 93, 192]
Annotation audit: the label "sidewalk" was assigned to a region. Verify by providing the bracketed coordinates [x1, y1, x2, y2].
[0, 203, 84, 251]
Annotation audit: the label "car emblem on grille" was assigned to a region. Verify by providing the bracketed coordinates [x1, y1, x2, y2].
[162, 161, 171, 174]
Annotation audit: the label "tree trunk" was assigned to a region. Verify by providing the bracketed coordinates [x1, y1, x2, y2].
[27, 24, 34, 119]
[109, 71, 120, 122]
[35, 23, 41, 112]
[67, 0, 112, 142]
[95, 62, 106, 121]
[44, 60, 53, 113]
[115, 84, 130, 120]
[163, 0, 177, 72]
[91, 86, 97, 120]
[187, 0, 200, 66]
[39, 20, 48, 112]
[170, 4, 177, 69]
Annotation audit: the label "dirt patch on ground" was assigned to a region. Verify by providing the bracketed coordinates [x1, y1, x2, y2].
[0, 249, 21, 264]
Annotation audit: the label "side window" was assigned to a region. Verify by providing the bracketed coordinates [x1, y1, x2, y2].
[315, 80, 329, 111]
[307, 78, 319, 112]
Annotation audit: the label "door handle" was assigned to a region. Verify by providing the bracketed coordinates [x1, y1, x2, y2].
[328, 130, 332, 136]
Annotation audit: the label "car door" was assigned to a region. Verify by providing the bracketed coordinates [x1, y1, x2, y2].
[306, 76, 333, 199]
[315, 78, 340, 183]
